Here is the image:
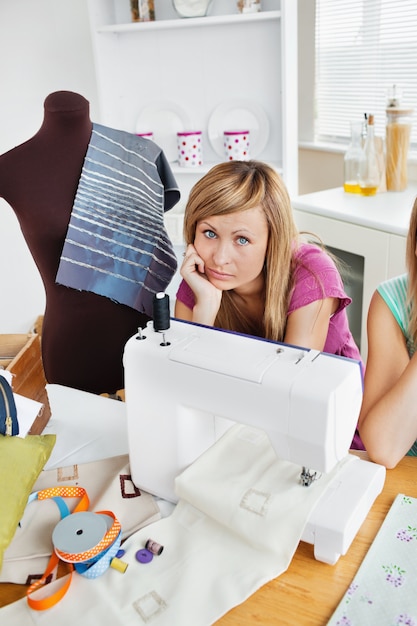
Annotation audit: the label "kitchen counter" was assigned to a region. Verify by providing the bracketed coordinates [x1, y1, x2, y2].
[292, 184, 417, 236]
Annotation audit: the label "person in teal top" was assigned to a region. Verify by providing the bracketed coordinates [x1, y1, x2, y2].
[359, 197, 417, 467]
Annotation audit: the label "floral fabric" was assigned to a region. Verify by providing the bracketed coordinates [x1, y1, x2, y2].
[328, 494, 417, 626]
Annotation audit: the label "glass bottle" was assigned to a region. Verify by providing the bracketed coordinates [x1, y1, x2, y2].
[385, 107, 413, 191]
[344, 121, 365, 194]
[359, 114, 380, 196]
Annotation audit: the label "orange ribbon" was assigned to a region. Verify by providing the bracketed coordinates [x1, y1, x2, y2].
[26, 486, 120, 611]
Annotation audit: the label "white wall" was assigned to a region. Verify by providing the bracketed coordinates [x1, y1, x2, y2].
[3, 1, 411, 331]
[0, 0, 99, 332]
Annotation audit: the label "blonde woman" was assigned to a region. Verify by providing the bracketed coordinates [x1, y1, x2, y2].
[359, 197, 417, 467]
[175, 161, 363, 449]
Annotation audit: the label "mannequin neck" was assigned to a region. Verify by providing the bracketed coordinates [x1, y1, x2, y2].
[38, 91, 93, 137]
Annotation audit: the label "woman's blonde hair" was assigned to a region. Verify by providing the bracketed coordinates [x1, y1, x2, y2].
[406, 196, 417, 345]
[183, 160, 298, 341]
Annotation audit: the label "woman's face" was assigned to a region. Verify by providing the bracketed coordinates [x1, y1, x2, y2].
[193, 206, 269, 294]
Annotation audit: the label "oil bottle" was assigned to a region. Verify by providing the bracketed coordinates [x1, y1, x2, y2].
[344, 121, 365, 193]
[359, 114, 380, 196]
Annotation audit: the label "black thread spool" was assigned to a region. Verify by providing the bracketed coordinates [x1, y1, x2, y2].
[153, 292, 170, 345]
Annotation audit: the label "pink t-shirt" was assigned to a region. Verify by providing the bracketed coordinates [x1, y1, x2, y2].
[176, 242, 362, 364]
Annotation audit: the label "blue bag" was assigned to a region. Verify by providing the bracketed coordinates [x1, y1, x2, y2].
[0, 374, 19, 436]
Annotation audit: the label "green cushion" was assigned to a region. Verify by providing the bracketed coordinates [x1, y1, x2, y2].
[0, 434, 56, 570]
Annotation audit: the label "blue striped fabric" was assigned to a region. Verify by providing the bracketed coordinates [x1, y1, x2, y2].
[56, 123, 180, 316]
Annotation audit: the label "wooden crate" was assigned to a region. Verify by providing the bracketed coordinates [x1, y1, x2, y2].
[0, 333, 50, 433]
[0, 334, 30, 369]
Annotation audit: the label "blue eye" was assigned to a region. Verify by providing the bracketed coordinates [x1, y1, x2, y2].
[204, 230, 216, 239]
[237, 236, 249, 245]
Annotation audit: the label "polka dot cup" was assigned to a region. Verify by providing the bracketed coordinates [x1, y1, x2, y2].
[223, 130, 250, 161]
[177, 131, 203, 167]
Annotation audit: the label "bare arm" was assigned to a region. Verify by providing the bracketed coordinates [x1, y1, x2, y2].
[358, 290, 417, 468]
[174, 244, 222, 326]
[174, 298, 194, 322]
[284, 297, 338, 351]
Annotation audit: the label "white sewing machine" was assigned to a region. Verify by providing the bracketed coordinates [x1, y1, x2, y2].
[123, 318, 385, 564]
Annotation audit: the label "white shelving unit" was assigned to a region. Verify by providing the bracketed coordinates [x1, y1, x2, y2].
[96, 11, 281, 33]
[87, 0, 298, 223]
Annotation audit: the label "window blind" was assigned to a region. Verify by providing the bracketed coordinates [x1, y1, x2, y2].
[315, 0, 417, 148]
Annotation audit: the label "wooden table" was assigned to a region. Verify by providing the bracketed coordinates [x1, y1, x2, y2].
[215, 452, 417, 625]
[1, 453, 416, 624]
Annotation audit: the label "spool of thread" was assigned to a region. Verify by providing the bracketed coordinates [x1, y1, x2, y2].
[153, 292, 170, 332]
[110, 557, 129, 573]
[145, 538, 164, 555]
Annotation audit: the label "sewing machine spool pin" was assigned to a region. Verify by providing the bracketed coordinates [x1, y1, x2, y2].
[159, 331, 170, 347]
[136, 327, 146, 341]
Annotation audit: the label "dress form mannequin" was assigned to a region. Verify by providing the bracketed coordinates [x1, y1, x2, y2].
[0, 91, 151, 394]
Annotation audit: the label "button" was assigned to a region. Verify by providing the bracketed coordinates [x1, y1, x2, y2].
[135, 548, 153, 564]
[116, 549, 125, 559]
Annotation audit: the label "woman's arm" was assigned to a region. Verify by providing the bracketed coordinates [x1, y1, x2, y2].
[284, 296, 338, 350]
[174, 244, 222, 326]
[358, 290, 417, 468]
[174, 298, 194, 322]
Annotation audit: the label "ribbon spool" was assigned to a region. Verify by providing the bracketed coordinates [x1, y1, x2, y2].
[26, 486, 122, 611]
[52, 510, 121, 575]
